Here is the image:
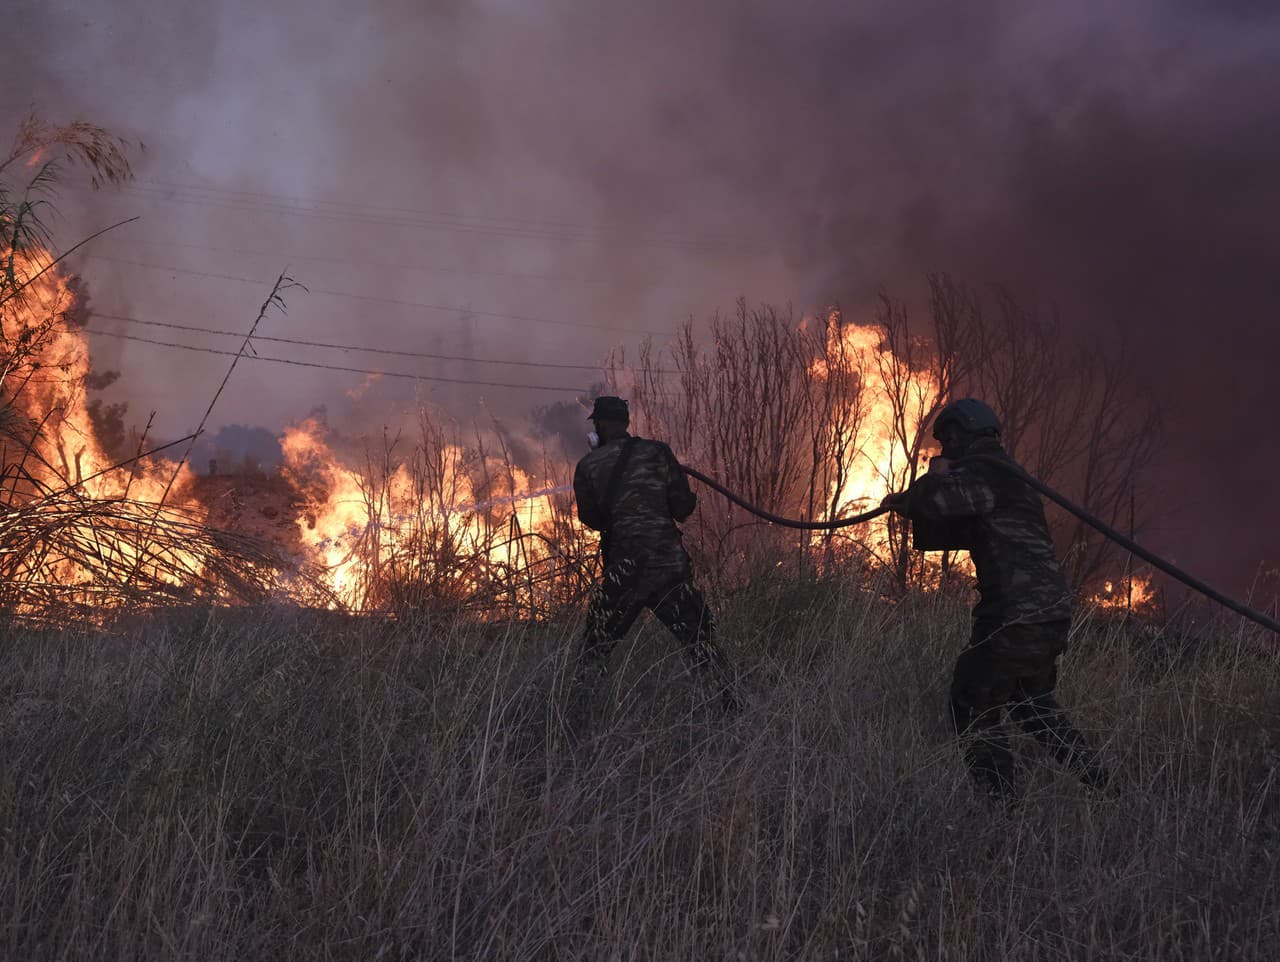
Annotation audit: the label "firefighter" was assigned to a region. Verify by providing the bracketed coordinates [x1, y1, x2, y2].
[571, 396, 739, 714]
[882, 398, 1112, 801]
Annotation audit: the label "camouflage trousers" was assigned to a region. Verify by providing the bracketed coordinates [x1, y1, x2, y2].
[574, 556, 739, 713]
[950, 620, 1111, 800]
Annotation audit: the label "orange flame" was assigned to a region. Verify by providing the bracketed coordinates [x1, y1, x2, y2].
[1090, 574, 1157, 614]
[809, 316, 947, 565]
[279, 417, 569, 612]
[3, 254, 1145, 619]
[0, 246, 209, 605]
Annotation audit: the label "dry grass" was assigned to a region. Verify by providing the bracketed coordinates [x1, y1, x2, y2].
[0, 491, 287, 621]
[2, 582, 1278, 961]
[311, 414, 595, 620]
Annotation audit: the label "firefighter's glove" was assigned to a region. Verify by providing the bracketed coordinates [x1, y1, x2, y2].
[880, 491, 910, 515]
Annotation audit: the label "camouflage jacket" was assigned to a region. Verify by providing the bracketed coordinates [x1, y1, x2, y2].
[573, 435, 696, 571]
[906, 438, 1073, 626]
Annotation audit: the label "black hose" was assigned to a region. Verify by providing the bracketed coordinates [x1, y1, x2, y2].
[680, 458, 1280, 635]
[961, 455, 1280, 636]
[679, 465, 891, 530]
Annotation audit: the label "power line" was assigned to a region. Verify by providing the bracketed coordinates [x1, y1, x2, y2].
[92, 310, 622, 372]
[119, 236, 608, 286]
[84, 254, 673, 336]
[120, 184, 611, 244]
[137, 178, 753, 248]
[88, 183, 766, 257]
[82, 328, 590, 393]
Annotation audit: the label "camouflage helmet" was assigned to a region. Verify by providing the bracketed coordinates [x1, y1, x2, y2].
[587, 395, 630, 422]
[931, 398, 1001, 441]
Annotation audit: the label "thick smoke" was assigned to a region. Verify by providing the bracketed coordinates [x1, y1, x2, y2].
[4, 0, 1278, 592]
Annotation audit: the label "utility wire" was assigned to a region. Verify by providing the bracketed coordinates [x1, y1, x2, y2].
[0, 217, 139, 310]
[81, 328, 588, 393]
[90, 309, 679, 375]
[118, 236, 608, 286]
[92, 311, 616, 372]
[135, 178, 753, 248]
[85, 254, 673, 336]
[157, 274, 298, 509]
[89, 183, 765, 256]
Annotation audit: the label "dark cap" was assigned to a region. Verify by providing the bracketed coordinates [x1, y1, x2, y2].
[586, 396, 630, 421]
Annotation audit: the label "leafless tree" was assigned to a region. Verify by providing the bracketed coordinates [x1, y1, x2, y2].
[614, 276, 1160, 599]
[945, 279, 1160, 589]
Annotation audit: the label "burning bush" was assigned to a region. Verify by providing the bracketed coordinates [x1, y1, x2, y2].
[614, 283, 1158, 599]
[0, 119, 284, 623]
[0, 116, 1161, 628]
[278, 413, 595, 618]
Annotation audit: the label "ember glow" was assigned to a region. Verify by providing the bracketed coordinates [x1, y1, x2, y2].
[1090, 574, 1157, 615]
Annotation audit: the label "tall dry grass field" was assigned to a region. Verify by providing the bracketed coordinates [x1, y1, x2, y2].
[2, 581, 1278, 961]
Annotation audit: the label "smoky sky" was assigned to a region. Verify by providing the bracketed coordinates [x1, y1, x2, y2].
[4, 0, 1279, 593]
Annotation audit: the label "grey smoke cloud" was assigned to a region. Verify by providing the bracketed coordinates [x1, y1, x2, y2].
[4, 0, 1278, 591]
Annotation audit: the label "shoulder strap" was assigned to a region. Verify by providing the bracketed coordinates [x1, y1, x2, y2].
[602, 437, 639, 530]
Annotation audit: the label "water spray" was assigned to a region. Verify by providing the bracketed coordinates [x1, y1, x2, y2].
[450, 483, 574, 515]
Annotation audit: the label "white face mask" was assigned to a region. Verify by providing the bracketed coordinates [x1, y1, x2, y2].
[587, 431, 601, 449]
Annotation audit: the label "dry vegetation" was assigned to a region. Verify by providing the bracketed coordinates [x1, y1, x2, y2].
[0, 118, 292, 621]
[280, 416, 598, 619]
[3, 116, 1271, 959]
[3, 587, 1278, 961]
[613, 289, 1158, 598]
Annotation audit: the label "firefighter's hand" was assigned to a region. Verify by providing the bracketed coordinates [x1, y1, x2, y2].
[880, 491, 909, 515]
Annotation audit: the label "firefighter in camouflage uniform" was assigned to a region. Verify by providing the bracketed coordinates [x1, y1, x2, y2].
[882, 398, 1112, 801]
[571, 396, 739, 714]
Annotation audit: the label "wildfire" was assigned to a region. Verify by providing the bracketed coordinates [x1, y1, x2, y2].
[4, 250, 1146, 622]
[1091, 574, 1157, 614]
[809, 315, 945, 566]
[0, 246, 228, 613]
[2, 250, 116, 488]
[279, 417, 573, 613]
[0, 244, 579, 619]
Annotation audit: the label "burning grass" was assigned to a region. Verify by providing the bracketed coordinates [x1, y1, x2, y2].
[1, 196, 1158, 624]
[279, 414, 595, 619]
[0, 240, 292, 622]
[0, 489, 284, 621]
[2, 586, 1278, 960]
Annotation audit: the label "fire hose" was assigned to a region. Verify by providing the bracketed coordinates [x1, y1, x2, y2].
[679, 459, 1280, 636]
[679, 465, 891, 530]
